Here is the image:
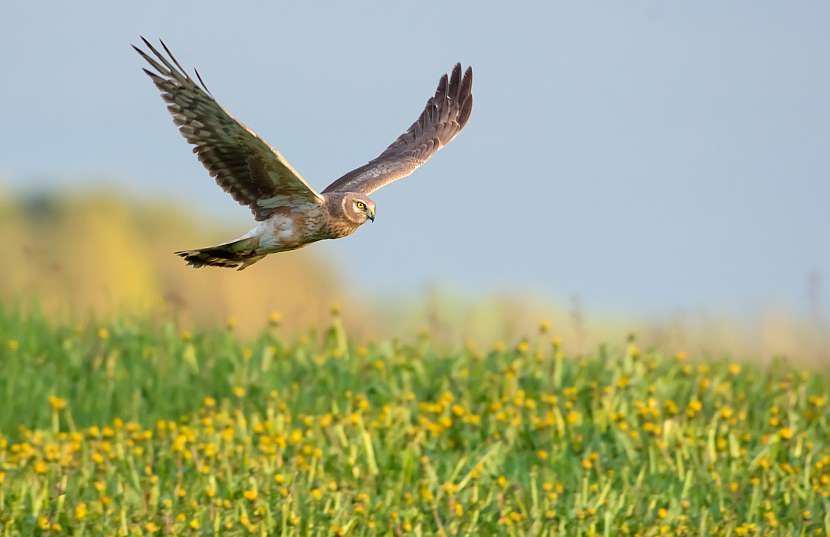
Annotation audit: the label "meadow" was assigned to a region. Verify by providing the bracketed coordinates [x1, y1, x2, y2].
[0, 307, 828, 536]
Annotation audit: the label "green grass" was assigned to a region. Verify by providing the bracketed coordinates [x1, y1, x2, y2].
[0, 308, 828, 536]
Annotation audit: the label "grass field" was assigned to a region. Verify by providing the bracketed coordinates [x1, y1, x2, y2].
[0, 308, 828, 536]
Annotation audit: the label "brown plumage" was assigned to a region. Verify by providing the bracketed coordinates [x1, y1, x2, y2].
[134, 38, 473, 269]
[322, 63, 473, 195]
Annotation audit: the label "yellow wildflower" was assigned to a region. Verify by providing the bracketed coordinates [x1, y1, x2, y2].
[75, 502, 88, 521]
[48, 395, 67, 411]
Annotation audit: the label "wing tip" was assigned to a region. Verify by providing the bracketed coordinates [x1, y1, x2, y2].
[458, 63, 473, 107]
[460, 64, 473, 90]
[194, 67, 212, 95]
[445, 62, 473, 102]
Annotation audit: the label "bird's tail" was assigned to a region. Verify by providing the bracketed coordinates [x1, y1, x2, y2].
[175, 237, 264, 270]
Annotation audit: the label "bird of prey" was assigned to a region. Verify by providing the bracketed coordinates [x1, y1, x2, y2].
[133, 38, 473, 270]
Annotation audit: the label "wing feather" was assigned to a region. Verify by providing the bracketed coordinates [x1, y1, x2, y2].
[322, 63, 473, 195]
[134, 38, 322, 220]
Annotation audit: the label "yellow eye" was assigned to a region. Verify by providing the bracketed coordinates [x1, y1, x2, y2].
[355, 201, 366, 210]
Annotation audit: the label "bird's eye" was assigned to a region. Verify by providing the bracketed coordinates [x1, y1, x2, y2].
[355, 201, 366, 210]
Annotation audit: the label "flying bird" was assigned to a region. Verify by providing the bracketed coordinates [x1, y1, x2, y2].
[133, 38, 473, 269]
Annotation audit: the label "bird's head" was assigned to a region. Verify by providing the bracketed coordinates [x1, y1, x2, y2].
[341, 192, 376, 224]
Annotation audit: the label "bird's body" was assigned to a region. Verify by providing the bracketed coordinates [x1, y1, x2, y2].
[134, 38, 473, 269]
[238, 196, 363, 255]
[190, 197, 365, 269]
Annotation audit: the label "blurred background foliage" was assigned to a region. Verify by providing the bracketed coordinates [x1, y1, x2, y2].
[0, 186, 827, 364]
[0, 187, 351, 333]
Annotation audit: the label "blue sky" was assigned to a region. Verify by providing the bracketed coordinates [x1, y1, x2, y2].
[2, 1, 828, 315]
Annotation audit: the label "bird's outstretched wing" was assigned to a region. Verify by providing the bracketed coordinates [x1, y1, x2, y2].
[322, 63, 473, 195]
[134, 37, 323, 220]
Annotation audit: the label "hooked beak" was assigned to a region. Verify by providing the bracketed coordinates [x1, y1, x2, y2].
[368, 206, 375, 222]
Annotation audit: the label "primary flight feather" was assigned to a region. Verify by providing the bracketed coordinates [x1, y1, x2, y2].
[133, 37, 473, 270]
